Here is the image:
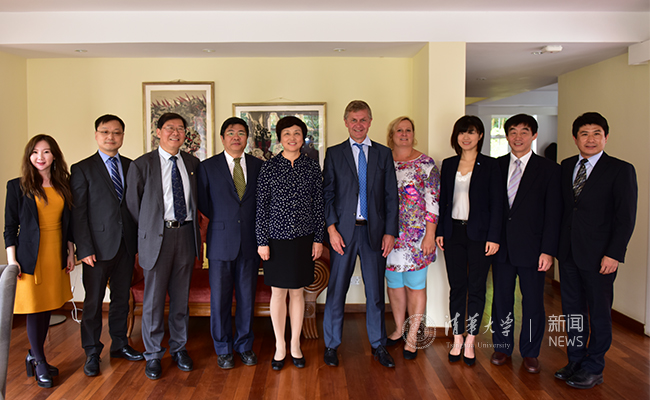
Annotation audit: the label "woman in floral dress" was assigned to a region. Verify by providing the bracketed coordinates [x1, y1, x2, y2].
[385, 116, 440, 360]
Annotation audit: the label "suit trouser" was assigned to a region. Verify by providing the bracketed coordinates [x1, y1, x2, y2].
[323, 225, 386, 349]
[141, 223, 195, 360]
[443, 222, 492, 335]
[208, 253, 259, 355]
[559, 256, 616, 375]
[81, 239, 135, 355]
[491, 260, 546, 357]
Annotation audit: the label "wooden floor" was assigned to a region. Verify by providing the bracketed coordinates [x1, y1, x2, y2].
[5, 280, 649, 400]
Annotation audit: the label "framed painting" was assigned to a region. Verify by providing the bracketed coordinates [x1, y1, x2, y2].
[233, 103, 326, 167]
[143, 82, 215, 160]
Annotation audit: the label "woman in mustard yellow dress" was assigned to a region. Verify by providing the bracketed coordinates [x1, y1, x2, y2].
[4, 134, 75, 388]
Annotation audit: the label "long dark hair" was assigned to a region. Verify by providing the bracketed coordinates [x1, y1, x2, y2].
[20, 134, 72, 206]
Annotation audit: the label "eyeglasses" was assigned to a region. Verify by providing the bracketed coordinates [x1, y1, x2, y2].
[224, 131, 247, 137]
[97, 130, 124, 136]
[163, 126, 188, 134]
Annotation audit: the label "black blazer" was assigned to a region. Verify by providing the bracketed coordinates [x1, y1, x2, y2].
[71, 152, 138, 261]
[558, 152, 637, 270]
[496, 153, 562, 267]
[197, 152, 263, 261]
[4, 178, 72, 275]
[323, 140, 399, 251]
[436, 153, 503, 243]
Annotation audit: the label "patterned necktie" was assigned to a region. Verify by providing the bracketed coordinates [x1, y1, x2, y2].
[353, 143, 368, 219]
[170, 156, 187, 223]
[108, 157, 123, 202]
[573, 158, 588, 199]
[233, 157, 246, 200]
[507, 159, 522, 208]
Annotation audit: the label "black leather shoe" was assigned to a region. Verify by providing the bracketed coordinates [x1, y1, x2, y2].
[403, 348, 418, 360]
[84, 354, 100, 377]
[217, 354, 234, 370]
[26, 351, 58, 377]
[171, 350, 193, 371]
[110, 345, 144, 361]
[271, 357, 285, 371]
[554, 361, 581, 381]
[145, 359, 162, 380]
[371, 345, 395, 368]
[292, 355, 306, 368]
[239, 350, 257, 366]
[566, 368, 603, 389]
[32, 360, 53, 388]
[324, 347, 339, 367]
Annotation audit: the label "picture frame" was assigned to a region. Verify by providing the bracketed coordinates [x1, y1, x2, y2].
[233, 103, 327, 167]
[143, 81, 215, 160]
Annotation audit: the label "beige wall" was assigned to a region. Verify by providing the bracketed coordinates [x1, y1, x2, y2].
[558, 53, 650, 323]
[0, 51, 28, 264]
[10, 44, 467, 324]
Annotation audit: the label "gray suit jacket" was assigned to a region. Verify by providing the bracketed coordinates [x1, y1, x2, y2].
[125, 149, 201, 271]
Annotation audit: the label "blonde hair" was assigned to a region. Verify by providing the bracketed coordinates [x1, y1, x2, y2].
[386, 116, 417, 150]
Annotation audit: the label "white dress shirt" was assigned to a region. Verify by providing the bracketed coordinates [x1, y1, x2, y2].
[349, 136, 372, 220]
[158, 147, 192, 221]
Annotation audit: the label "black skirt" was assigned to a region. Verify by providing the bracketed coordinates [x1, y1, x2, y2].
[263, 234, 315, 289]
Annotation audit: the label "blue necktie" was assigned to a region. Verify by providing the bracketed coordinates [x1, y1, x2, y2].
[108, 157, 123, 202]
[170, 156, 187, 223]
[354, 143, 368, 219]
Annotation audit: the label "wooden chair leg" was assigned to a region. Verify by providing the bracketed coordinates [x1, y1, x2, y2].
[126, 291, 134, 338]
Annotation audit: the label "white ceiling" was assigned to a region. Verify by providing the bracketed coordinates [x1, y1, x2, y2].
[0, 0, 647, 100]
[1, 0, 648, 12]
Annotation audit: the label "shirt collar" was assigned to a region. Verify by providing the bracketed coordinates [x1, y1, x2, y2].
[158, 147, 178, 161]
[509, 150, 532, 168]
[224, 150, 244, 164]
[579, 150, 603, 166]
[349, 136, 372, 148]
[98, 150, 121, 163]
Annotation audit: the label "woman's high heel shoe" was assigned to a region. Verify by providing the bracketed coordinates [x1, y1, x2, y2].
[26, 351, 58, 377]
[463, 341, 476, 366]
[31, 360, 53, 388]
[448, 338, 463, 363]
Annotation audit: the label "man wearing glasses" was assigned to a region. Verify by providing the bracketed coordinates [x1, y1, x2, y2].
[197, 117, 264, 369]
[72, 114, 143, 377]
[126, 112, 201, 380]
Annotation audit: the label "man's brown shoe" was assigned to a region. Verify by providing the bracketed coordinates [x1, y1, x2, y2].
[523, 357, 540, 374]
[490, 351, 508, 366]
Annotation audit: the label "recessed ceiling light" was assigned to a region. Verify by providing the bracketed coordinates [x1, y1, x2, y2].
[333, 48, 345, 52]
[476, 77, 487, 81]
[202, 49, 215, 53]
[531, 51, 543, 55]
[75, 49, 87, 53]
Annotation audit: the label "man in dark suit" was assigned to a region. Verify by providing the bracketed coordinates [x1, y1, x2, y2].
[197, 117, 263, 370]
[126, 112, 201, 380]
[490, 114, 562, 373]
[71, 114, 143, 376]
[322, 100, 399, 368]
[554, 112, 637, 389]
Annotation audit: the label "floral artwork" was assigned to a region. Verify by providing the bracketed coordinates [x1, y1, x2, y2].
[143, 82, 214, 160]
[233, 103, 326, 167]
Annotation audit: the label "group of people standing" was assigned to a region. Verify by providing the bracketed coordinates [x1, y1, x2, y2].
[4, 99, 636, 391]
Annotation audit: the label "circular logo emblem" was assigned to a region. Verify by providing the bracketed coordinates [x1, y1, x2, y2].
[400, 314, 436, 349]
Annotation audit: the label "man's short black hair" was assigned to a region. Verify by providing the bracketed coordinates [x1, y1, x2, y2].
[95, 114, 125, 131]
[220, 117, 249, 137]
[505, 114, 538, 135]
[572, 112, 609, 138]
[157, 112, 187, 129]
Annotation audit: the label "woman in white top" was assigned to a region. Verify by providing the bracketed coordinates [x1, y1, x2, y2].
[435, 116, 503, 366]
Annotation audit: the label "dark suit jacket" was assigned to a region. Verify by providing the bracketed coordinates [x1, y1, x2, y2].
[496, 153, 562, 267]
[558, 152, 637, 270]
[323, 139, 398, 251]
[4, 178, 72, 275]
[436, 153, 503, 243]
[71, 152, 138, 261]
[197, 152, 263, 261]
[125, 149, 201, 271]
